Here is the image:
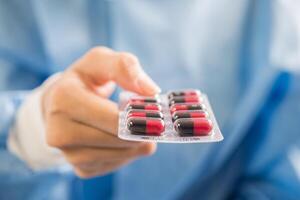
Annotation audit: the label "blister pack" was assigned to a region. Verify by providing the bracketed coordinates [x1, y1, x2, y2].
[118, 89, 223, 143]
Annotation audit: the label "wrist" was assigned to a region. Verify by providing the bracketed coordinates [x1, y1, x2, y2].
[7, 73, 70, 171]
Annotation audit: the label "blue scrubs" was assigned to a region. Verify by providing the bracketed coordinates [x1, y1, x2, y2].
[0, 0, 299, 199]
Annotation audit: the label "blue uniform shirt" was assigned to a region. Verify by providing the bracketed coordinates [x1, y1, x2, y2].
[0, 1, 300, 199]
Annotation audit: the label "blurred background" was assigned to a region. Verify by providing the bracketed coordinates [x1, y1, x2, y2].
[0, 0, 300, 200]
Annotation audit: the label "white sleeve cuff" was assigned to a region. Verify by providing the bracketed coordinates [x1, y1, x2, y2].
[7, 73, 71, 171]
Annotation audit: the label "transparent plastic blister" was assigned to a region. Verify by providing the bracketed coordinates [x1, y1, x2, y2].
[118, 89, 223, 143]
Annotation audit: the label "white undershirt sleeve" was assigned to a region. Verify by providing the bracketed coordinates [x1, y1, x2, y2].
[7, 73, 71, 171]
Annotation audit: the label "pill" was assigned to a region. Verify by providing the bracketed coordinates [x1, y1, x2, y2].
[129, 97, 159, 104]
[168, 90, 200, 99]
[127, 110, 164, 119]
[174, 118, 212, 136]
[126, 103, 162, 111]
[172, 110, 208, 122]
[127, 117, 165, 136]
[169, 96, 202, 106]
[170, 103, 205, 114]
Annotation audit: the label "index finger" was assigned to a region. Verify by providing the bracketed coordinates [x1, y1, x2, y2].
[71, 47, 161, 96]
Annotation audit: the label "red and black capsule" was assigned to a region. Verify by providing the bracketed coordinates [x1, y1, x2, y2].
[174, 118, 212, 136]
[127, 110, 164, 119]
[170, 103, 205, 114]
[168, 90, 200, 99]
[127, 117, 165, 136]
[169, 95, 202, 106]
[128, 97, 160, 104]
[126, 103, 162, 111]
[172, 110, 208, 122]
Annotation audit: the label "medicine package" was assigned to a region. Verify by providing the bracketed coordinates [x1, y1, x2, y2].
[118, 89, 223, 143]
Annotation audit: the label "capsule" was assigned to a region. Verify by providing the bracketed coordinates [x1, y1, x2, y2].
[168, 90, 200, 99]
[174, 118, 212, 136]
[170, 103, 205, 114]
[127, 110, 164, 119]
[128, 97, 160, 104]
[172, 110, 208, 122]
[127, 117, 165, 136]
[169, 95, 202, 106]
[126, 103, 162, 111]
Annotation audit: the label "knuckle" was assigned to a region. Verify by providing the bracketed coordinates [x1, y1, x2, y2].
[48, 82, 71, 115]
[74, 168, 94, 179]
[118, 53, 140, 79]
[129, 143, 157, 157]
[99, 161, 128, 175]
[142, 143, 157, 156]
[45, 129, 66, 148]
[119, 52, 139, 67]
[45, 127, 73, 148]
[88, 46, 112, 59]
[69, 158, 83, 167]
[45, 131, 62, 148]
[74, 165, 106, 179]
[64, 150, 98, 167]
[71, 157, 94, 168]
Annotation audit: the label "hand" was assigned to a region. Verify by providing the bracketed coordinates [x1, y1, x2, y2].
[42, 47, 160, 178]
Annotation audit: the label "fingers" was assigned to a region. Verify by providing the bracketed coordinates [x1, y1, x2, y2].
[63, 143, 155, 166]
[46, 115, 140, 149]
[63, 143, 156, 178]
[47, 80, 119, 134]
[71, 47, 161, 96]
[74, 159, 132, 178]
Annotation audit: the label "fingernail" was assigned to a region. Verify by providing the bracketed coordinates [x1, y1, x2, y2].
[137, 72, 161, 95]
